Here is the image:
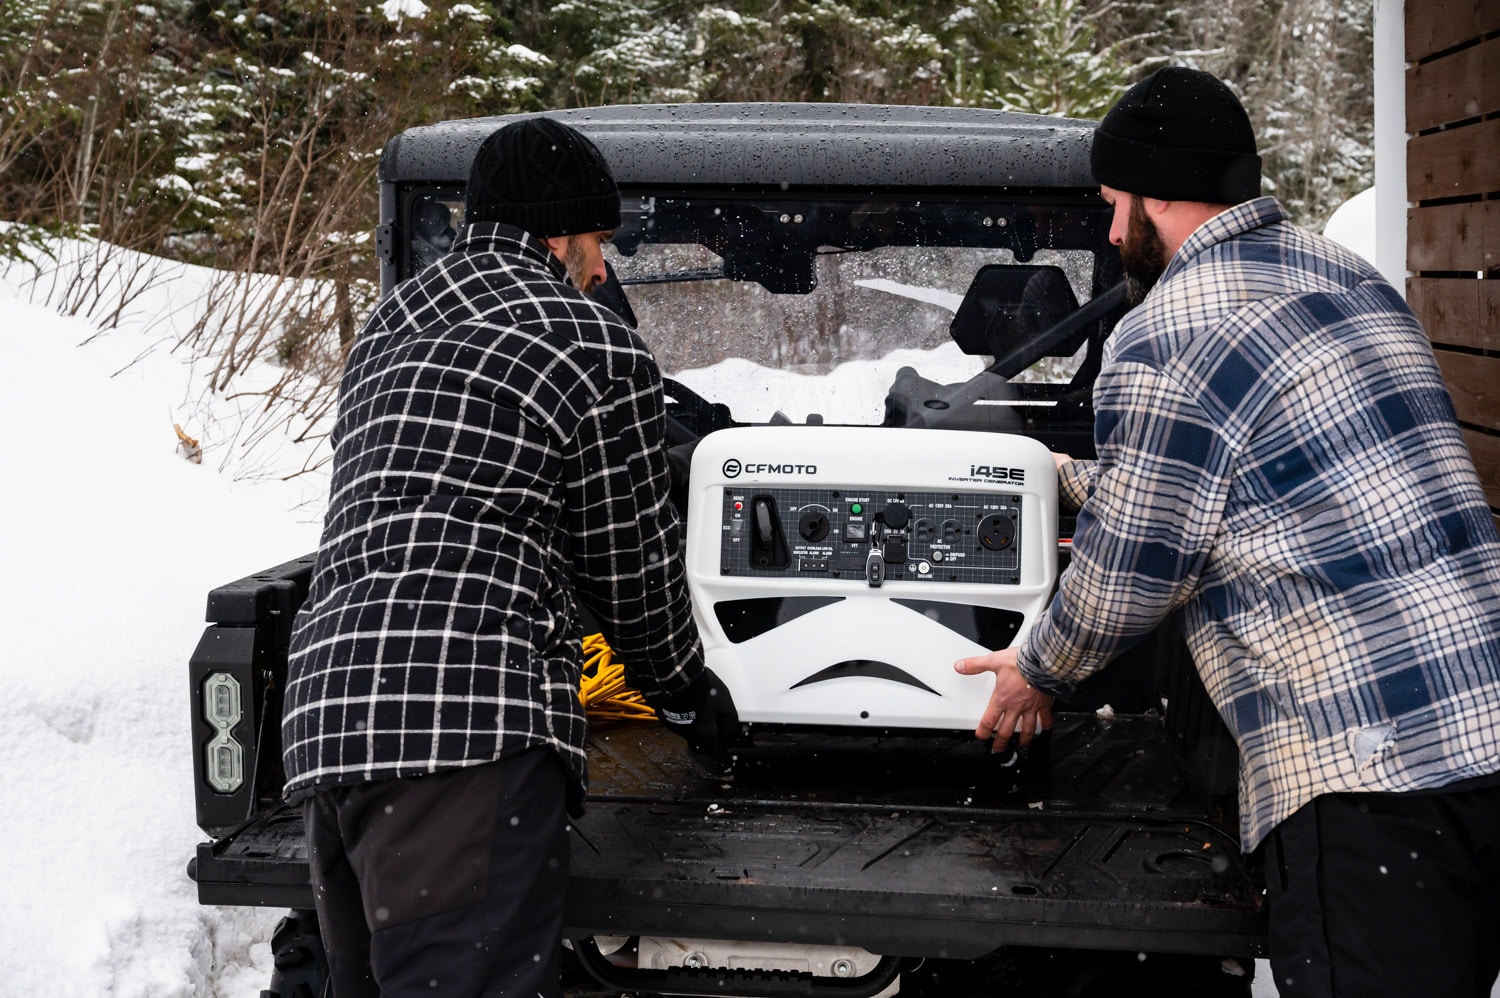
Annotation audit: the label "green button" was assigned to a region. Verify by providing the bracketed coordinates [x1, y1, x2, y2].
[850, 503, 863, 514]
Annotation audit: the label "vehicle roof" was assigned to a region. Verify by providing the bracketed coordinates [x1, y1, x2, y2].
[379, 103, 1099, 191]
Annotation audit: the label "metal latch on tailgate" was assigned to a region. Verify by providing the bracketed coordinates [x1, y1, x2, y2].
[569, 936, 905, 998]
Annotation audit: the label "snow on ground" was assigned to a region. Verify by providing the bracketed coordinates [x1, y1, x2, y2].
[0, 244, 323, 996]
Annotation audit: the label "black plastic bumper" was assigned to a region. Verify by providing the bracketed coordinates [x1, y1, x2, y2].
[191, 714, 1267, 959]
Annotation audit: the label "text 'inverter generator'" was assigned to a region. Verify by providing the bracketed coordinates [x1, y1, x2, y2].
[685, 427, 1058, 732]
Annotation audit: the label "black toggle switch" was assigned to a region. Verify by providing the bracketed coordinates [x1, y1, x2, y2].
[754, 498, 774, 545]
[749, 495, 791, 569]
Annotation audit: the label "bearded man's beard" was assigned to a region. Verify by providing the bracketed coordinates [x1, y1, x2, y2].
[563, 236, 597, 294]
[1121, 197, 1168, 305]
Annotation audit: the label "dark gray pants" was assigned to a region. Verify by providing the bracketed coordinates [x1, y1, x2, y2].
[1264, 774, 1500, 998]
[301, 748, 570, 998]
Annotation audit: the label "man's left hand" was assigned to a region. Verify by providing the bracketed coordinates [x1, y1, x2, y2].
[954, 647, 1054, 752]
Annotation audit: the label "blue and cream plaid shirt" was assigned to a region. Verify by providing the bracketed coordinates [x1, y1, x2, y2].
[1017, 197, 1500, 851]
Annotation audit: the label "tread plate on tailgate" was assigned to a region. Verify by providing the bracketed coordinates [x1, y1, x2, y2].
[192, 714, 1265, 957]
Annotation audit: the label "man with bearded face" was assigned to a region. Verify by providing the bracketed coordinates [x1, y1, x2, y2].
[1118, 194, 1168, 305]
[281, 116, 742, 997]
[956, 67, 1500, 995]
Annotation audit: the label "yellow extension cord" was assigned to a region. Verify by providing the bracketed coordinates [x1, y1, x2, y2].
[578, 632, 657, 722]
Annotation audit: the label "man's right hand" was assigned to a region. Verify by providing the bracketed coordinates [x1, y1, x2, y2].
[652, 669, 746, 757]
[953, 645, 1055, 751]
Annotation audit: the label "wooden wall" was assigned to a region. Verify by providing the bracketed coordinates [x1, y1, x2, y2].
[1406, 0, 1500, 530]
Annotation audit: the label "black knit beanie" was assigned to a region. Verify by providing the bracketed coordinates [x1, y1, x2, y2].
[1091, 67, 1262, 205]
[465, 117, 620, 237]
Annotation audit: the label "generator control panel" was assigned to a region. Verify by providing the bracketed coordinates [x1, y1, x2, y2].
[719, 487, 1025, 586]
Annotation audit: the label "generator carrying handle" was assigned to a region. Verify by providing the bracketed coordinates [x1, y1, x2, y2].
[569, 938, 906, 998]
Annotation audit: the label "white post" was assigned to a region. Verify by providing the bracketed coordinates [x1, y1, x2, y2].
[1374, 0, 1408, 294]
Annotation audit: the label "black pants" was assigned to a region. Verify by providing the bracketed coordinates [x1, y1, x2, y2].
[1264, 775, 1500, 997]
[301, 748, 571, 998]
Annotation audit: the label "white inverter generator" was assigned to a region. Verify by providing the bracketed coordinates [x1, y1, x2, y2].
[684, 426, 1059, 732]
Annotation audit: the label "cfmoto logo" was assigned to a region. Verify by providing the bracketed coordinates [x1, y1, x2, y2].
[723, 458, 742, 478]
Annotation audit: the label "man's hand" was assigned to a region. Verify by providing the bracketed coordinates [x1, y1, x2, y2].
[652, 668, 747, 758]
[954, 647, 1054, 752]
[1051, 451, 1073, 470]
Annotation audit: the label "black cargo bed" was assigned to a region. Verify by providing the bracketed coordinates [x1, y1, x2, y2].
[193, 712, 1266, 959]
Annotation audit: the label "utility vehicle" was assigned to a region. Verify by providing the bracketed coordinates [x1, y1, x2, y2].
[188, 103, 1266, 997]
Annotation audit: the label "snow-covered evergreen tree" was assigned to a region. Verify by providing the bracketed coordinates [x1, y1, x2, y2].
[988, 0, 1134, 119]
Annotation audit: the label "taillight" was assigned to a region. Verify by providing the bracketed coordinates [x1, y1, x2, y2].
[203, 672, 244, 793]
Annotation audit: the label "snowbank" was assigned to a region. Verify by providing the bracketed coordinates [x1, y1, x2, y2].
[0, 267, 321, 995]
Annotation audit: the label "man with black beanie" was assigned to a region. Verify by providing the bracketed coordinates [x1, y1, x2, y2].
[281, 116, 743, 997]
[957, 67, 1500, 995]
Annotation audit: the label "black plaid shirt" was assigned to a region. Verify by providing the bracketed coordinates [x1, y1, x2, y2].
[281, 223, 704, 808]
